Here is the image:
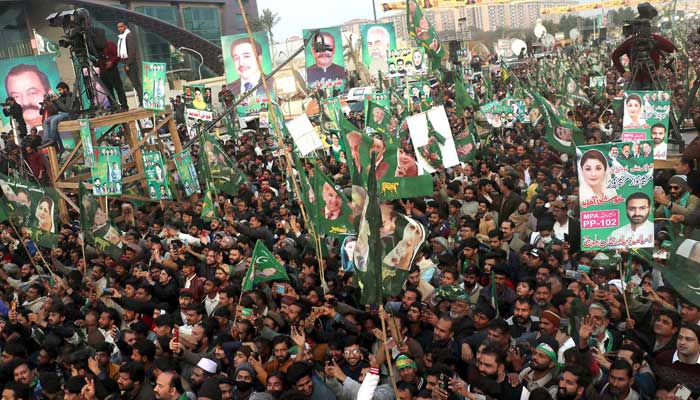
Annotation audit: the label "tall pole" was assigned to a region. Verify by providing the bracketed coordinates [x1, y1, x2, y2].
[372, 0, 378, 23]
[179, 47, 204, 80]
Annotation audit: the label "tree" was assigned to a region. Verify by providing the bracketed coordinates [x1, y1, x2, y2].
[343, 33, 370, 86]
[250, 9, 281, 64]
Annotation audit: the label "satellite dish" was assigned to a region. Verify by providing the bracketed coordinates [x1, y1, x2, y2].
[542, 34, 555, 48]
[569, 28, 580, 41]
[511, 39, 527, 56]
[534, 24, 547, 39]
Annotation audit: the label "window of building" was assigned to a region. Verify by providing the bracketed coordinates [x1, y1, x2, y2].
[183, 7, 222, 43]
[135, 6, 182, 68]
[0, 5, 32, 59]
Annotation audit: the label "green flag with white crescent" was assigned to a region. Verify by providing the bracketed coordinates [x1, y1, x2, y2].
[242, 240, 290, 291]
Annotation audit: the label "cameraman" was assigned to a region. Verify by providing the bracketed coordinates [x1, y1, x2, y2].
[2, 97, 27, 137]
[40, 82, 79, 153]
[39, 93, 57, 123]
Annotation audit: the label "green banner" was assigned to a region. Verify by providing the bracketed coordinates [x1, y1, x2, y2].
[577, 141, 654, 251]
[143, 150, 172, 200]
[0, 174, 59, 248]
[91, 146, 122, 196]
[142, 62, 167, 111]
[303, 27, 347, 91]
[183, 84, 212, 111]
[79, 118, 95, 167]
[79, 183, 123, 259]
[0, 54, 60, 129]
[387, 47, 426, 78]
[360, 23, 397, 76]
[622, 90, 672, 160]
[221, 31, 275, 117]
[174, 149, 200, 196]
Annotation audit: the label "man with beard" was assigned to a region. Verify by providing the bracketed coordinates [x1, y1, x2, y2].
[651, 123, 667, 159]
[286, 362, 337, 400]
[462, 264, 482, 308]
[188, 358, 217, 395]
[231, 363, 260, 400]
[264, 336, 293, 376]
[339, 336, 369, 381]
[599, 359, 639, 400]
[507, 297, 539, 339]
[405, 264, 434, 300]
[518, 335, 560, 398]
[533, 282, 553, 317]
[118, 362, 155, 400]
[396, 355, 425, 392]
[610, 192, 653, 247]
[428, 315, 460, 360]
[559, 303, 621, 363]
[655, 175, 700, 236]
[471, 344, 527, 400]
[556, 364, 592, 400]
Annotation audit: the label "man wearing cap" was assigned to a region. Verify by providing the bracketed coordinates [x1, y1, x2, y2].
[655, 175, 700, 236]
[396, 354, 425, 392]
[188, 357, 217, 395]
[518, 335, 560, 397]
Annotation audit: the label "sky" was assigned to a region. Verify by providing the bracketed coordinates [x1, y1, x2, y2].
[256, 0, 394, 42]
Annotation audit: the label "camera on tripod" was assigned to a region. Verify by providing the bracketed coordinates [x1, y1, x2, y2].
[39, 93, 58, 106]
[622, 3, 658, 39]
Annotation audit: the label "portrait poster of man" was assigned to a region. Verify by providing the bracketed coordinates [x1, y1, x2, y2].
[0, 54, 60, 129]
[174, 149, 201, 197]
[143, 150, 172, 200]
[221, 31, 275, 117]
[339, 118, 432, 200]
[360, 23, 397, 77]
[303, 27, 347, 91]
[313, 165, 354, 237]
[91, 146, 122, 196]
[142, 62, 167, 111]
[0, 173, 60, 248]
[577, 141, 654, 251]
[621, 90, 671, 160]
[79, 183, 123, 259]
[387, 48, 426, 78]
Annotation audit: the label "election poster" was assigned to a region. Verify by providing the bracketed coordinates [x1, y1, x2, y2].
[622, 90, 671, 159]
[91, 146, 122, 196]
[221, 31, 275, 117]
[143, 150, 172, 200]
[303, 27, 347, 91]
[79, 118, 95, 167]
[360, 23, 397, 76]
[174, 149, 201, 196]
[0, 54, 60, 129]
[577, 141, 654, 251]
[387, 47, 427, 78]
[183, 85, 212, 110]
[0, 173, 60, 248]
[142, 62, 167, 111]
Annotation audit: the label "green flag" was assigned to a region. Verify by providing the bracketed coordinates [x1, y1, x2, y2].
[407, 0, 444, 70]
[313, 164, 354, 237]
[200, 184, 219, 222]
[242, 240, 290, 291]
[0, 174, 60, 248]
[455, 72, 476, 118]
[521, 86, 584, 155]
[365, 101, 391, 134]
[454, 121, 478, 163]
[198, 132, 247, 195]
[79, 183, 124, 259]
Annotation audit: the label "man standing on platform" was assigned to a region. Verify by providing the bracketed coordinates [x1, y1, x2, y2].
[99, 39, 129, 111]
[117, 21, 142, 107]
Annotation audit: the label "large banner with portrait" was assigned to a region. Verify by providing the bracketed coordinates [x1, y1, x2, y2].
[143, 150, 172, 200]
[221, 31, 275, 117]
[577, 142, 654, 251]
[91, 146, 122, 196]
[0, 54, 60, 129]
[303, 27, 347, 91]
[360, 23, 397, 76]
[622, 90, 671, 160]
[142, 62, 167, 111]
[0, 174, 59, 248]
[387, 48, 427, 78]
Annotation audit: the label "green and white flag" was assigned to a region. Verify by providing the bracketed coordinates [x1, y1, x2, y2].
[454, 121, 478, 163]
[174, 149, 201, 196]
[0, 174, 60, 248]
[365, 100, 391, 135]
[198, 132, 247, 195]
[143, 150, 171, 200]
[91, 147, 122, 196]
[200, 184, 218, 222]
[313, 164, 354, 237]
[242, 240, 290, 291]
[660, 233, 700, 309]
[79, 183, 123, 259]
[522, 86, 584, 155]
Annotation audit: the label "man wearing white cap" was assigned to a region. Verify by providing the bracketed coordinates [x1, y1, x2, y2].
[190, 358, 217, 394]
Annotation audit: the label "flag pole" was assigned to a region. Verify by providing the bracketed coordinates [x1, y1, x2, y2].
[619, 252, 631, 321]
[379, 305, 399, 395]
[7, 220, 56, 278]
[236, 0, 328, 292]
[233, 253, 256, 327]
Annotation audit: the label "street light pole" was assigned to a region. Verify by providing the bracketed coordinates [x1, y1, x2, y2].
[178, 46, 203, 80]
[372, 0, 377, 23]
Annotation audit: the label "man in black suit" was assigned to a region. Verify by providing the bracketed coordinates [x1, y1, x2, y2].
[227, 37, 274, 101]
[117, 21, 142, 106]
[306, 32, 346, 89]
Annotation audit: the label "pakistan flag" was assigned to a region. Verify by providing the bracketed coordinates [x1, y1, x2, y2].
[79, 183, 123, 259]
[242, 240, 290, 291]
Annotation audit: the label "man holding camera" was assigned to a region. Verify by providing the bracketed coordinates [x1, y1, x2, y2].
[40, 82, 79, 153]
[2, 97, 27, 137]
